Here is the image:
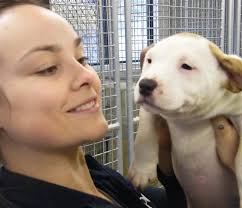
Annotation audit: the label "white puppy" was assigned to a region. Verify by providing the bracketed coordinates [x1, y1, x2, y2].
[129, 33, 242, 208]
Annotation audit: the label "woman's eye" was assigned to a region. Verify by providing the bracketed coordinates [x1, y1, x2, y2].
[36, 66, 58, 76]
[181, 63, 193, 70]
[78, 57, 89, 66]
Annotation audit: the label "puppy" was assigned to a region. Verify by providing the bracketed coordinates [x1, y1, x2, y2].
[129, 33, 242, 208]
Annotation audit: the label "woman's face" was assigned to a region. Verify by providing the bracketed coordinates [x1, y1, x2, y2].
[0, 5, 108, 150]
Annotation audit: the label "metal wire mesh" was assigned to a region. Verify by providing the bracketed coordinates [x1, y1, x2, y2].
[49, 0, 122, 171]
[130, 0, 223, 80]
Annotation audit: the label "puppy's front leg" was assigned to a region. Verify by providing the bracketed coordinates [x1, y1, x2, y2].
[128, 107, 159, 188]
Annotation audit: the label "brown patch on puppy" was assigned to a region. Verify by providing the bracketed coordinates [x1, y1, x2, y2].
[140, 44, 154, 69]
[209, 42, 242, 93]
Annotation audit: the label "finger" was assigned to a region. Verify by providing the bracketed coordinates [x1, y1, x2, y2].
[211, 116, 239, 172]
[211, 116, 236, 138]
[211, 116, 231, 129]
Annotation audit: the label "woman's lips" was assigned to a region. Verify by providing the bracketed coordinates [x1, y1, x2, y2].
[67, 98, 99, 113]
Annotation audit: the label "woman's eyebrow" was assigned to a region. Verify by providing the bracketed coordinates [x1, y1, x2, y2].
[19, 37, 82, 62]
[19, 45, 61, 62]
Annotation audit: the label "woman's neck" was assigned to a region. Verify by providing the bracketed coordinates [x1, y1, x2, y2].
[3, 145, 100, 197]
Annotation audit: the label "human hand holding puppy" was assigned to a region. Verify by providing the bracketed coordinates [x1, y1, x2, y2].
[158, 116, 239, 176]
[211, 116, 239, 173]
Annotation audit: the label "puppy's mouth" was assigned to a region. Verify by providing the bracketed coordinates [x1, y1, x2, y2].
[137, 96, 185, 115]
[137, 98, 163, 113]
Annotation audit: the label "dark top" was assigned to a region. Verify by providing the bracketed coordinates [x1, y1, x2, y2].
[0, 155, 186, 208]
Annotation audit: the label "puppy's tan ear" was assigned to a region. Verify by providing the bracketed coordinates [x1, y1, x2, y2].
[209, 42, 242, 93]
[140, 44, 154, 70]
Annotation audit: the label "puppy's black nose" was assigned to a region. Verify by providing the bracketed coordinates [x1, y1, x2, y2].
[139, 78, 157, 96]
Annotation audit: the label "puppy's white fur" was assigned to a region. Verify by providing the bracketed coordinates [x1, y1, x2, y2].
[129, 33, 242, 208]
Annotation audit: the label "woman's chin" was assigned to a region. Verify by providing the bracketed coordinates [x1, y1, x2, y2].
[94, 119, 109, 140]
[84, 118, 109, 143]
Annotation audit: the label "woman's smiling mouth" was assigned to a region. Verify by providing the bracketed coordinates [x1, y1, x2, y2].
[67, 98, 99, 113]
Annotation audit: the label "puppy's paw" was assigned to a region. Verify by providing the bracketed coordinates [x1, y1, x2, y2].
[128, 161, 157, 189]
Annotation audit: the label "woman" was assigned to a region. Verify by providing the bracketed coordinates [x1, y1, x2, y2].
[0, 1, 238, 208]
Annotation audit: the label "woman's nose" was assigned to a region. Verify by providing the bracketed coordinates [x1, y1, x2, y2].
[70, 61, 95, 91]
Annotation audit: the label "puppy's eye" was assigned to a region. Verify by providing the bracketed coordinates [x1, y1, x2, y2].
[181, 63, 193, 70]
[147, 58, 152, 64]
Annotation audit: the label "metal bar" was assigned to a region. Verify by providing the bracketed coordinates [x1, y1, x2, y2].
[221, 0, 226, 51]
[184, 0, 189, 30]
[98, 0, 109, 167]
[98, 0, 106, 83]
[112, 0, 123, 174]
[228, 0, 234, 54]
[124, 0, 135, 165]
[133, 116, 140, 124]
[147, 0, 154, 45]
[108, 122, 120, 131]
[236, 0, 241, 55]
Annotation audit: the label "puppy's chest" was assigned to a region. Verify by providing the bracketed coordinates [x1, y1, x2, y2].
[170, 123, 217, 176]
[169, 121, 238, 207]
[169, 120, 215, 159]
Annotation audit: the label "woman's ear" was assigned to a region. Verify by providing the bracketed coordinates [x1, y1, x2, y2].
[140, 44, 154, 70]
[209, 42, 242, 93]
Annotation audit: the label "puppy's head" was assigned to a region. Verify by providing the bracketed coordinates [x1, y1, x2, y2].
[135, 33, 242, 119]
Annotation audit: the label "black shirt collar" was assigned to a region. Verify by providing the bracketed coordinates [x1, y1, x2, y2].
[0, 155, 118, 208]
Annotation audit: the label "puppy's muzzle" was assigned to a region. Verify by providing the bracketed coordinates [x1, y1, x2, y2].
[139, 78, 157, 96]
